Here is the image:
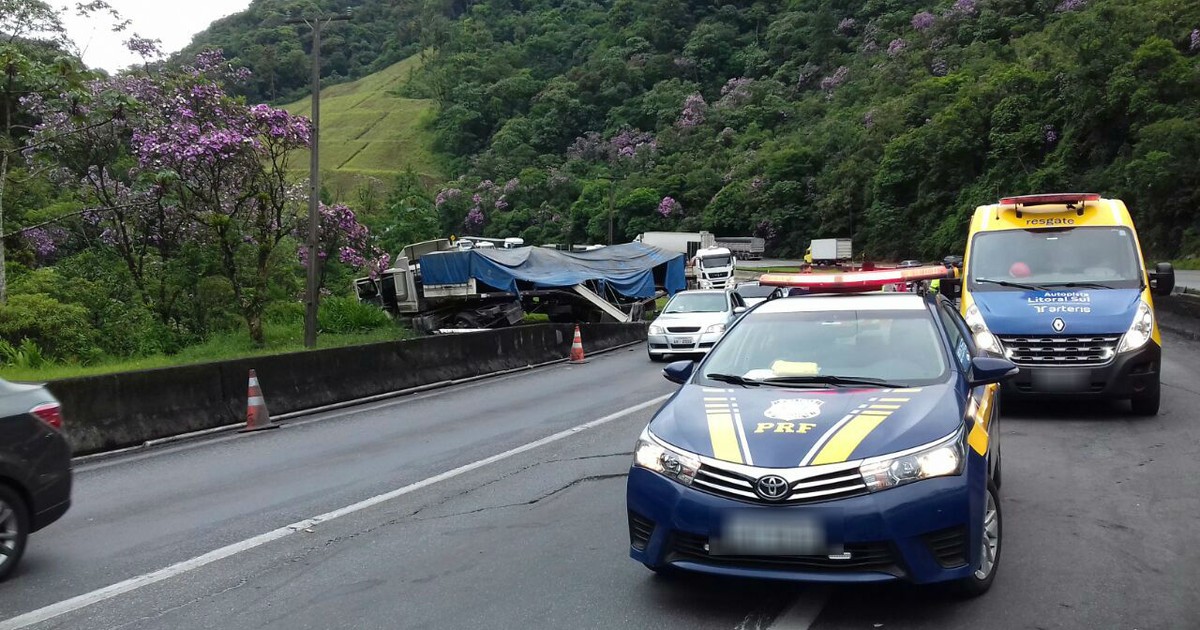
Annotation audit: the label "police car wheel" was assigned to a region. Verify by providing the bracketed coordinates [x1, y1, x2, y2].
[1130, 385, 1160, 416]
[950, 482, 1001, 598]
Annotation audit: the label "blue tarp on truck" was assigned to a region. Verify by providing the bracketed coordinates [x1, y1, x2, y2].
[419, 243, 687, 299]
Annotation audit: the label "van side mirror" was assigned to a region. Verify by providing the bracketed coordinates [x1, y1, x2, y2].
[1150, 262, 1175, 296]
[662, 360, 695, 385]
[969, 357, 1019, 387]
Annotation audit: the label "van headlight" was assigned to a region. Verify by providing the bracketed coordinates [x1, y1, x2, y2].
[633, 430, 700, 486]
[964, 304, 1003, 355]
[1117, 300, 1154, 353]
[859, 429, 966, 492]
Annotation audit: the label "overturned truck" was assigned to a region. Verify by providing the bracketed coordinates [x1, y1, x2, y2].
[354, 240, 686, 333]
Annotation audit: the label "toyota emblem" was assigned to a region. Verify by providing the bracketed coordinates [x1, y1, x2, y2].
[755, 475, 790, 501]
[1052, 317, 1066, 332]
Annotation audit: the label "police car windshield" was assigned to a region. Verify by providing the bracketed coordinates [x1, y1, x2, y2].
[663, 293, 728, 313]
[700, 310, 949, 387]
[969, 227, 1142, 291]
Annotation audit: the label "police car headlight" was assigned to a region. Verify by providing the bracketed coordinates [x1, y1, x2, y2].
[648, 325, 665, 335]
[706, 323, 726, 334]
[859, 429, 966, 492]
[964, 304, 1003, 355]
[633, 430, 699, 486]
[1117, 300, 1154, 353]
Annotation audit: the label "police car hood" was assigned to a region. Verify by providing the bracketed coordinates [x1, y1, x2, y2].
[649, 383, 961, 468]
[972, 288, 1140, 335]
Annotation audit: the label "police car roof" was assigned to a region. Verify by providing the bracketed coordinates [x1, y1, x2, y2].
[752, 293, 928, 314]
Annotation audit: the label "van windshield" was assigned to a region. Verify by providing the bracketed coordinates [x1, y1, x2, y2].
[968, 227, 1143, 291]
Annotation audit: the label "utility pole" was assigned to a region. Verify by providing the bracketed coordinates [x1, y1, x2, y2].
[287, 11, 351, 349]
[608, 180, 615, 245]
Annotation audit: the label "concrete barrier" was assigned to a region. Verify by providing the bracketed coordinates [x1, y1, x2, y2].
[1157, 293, 1200, 341]
[46, 323, 647, 456]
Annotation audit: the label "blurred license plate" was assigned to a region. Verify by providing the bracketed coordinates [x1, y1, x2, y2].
[1032, 368, 1089, 392]
[672, 337, 694, 345]
[711, 512, 828, 556]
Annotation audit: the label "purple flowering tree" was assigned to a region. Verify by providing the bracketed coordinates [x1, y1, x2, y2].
[657, 196, 681, 218]
[25, 50, 342, 345]
[676, 93, 708, 129]
[888, 38, 908, 57]
[820, 67, 850, 96]
[716, 78, 754, 109]
[1191, 29, 1200, 53]
[296, 203, 389, 287]
[912, 12, 936, 32]
[1055, 0, 1087, 12]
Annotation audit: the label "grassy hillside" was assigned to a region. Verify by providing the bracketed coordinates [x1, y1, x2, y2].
[284, 54, 441, 195]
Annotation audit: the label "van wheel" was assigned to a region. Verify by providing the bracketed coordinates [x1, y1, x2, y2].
[1131, 385, 1160, 416]
[949, 482, 1001, 598]
[0, 485, 30, 582]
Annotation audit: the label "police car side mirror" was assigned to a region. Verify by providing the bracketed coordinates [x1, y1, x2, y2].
[1150, 262, 1175, 296]
[969, 357, 1019, 387]
[662, 360, 695, 385]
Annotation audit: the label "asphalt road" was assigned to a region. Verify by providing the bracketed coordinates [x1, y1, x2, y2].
[2, 336, 1199, 629]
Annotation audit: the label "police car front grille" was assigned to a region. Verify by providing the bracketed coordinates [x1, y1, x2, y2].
[998, 335, 1121, 367]
[692, 464, 869, 506]
[668, 532, 901, 574]
[628, 511, 654, 551]
[923, 526, 968, 568]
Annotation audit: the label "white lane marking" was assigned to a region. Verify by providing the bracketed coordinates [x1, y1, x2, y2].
[0, 394, 672, 630]
[768, 587, 831, 629]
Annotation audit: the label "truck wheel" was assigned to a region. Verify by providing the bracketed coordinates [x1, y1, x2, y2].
[0, 484, 30, 582]
[1130, 385, 1160, 416]
[948, 482, 1001, 598]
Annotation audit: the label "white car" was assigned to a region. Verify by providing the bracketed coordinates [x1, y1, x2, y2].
[734, 281, 778, 307]
[647, 290, 747, 362]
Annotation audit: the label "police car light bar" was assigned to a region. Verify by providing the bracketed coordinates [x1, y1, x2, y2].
[998, 193, 1100, 207]
[759, 265, 952, 293]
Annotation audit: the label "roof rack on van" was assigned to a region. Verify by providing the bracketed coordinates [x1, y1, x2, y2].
[998, 193, 1100, 217]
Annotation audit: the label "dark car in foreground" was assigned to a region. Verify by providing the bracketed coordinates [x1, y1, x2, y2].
[0, 379, 72, 581]
[627, 266, 1018, 596]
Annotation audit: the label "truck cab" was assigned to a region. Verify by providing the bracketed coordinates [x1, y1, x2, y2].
[692, 246, 736, 289]
[959, 193, 1175, 414]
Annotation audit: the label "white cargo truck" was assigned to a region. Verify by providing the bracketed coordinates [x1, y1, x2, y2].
[804, 238, 853, 266]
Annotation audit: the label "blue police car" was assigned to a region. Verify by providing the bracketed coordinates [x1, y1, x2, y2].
[626, 268, 1018, 596]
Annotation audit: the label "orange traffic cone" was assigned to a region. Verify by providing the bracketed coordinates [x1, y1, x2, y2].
[569, 325, 589, 364]
[240, 369, 280, 433]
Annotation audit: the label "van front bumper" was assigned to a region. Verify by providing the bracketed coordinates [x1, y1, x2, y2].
[1000, 341, 1160, 399]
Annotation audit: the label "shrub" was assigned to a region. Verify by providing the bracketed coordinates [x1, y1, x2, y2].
[318, 297, 393, 334]
[0, 294, 100, 362]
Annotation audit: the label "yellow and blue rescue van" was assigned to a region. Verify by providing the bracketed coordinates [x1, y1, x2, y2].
[959, 193, 1175, 415]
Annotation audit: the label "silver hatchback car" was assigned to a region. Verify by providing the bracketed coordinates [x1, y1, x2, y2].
[647, 290, 747, 362]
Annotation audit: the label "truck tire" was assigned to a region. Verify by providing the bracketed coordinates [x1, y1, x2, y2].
[0, 484, 29, 582]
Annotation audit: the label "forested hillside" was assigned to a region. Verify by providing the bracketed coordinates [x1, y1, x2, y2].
[186, 0, 1200, 259]
[408, 0, 1200, 259]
